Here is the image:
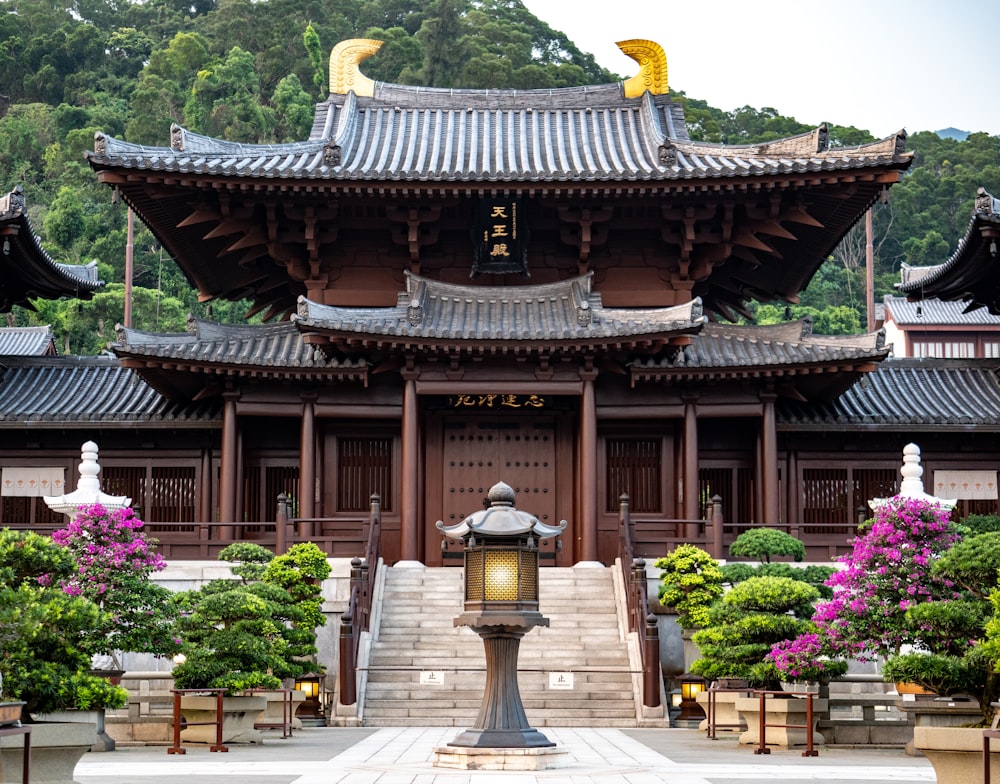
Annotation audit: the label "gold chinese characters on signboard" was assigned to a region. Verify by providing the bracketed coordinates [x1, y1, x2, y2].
[449, 394, 545, 409]
[472, 197, 528, 277]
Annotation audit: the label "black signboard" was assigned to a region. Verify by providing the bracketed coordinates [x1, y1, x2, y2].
[472, 197, 528, 277]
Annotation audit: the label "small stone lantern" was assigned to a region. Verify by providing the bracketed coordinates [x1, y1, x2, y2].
[436, 481, 566, 749]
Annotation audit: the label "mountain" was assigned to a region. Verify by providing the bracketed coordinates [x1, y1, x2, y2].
[935, 127, 970, 141]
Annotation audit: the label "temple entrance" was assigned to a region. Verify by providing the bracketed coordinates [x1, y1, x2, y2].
[425, 413, 565, 565]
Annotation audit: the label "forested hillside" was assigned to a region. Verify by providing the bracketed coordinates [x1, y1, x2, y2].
[2, 0, 998, 351]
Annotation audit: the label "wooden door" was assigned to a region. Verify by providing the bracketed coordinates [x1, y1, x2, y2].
[435, 417, 559, 563]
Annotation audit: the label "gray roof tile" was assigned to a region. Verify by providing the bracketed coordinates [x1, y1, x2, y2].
[89, 89, 909, 186]
[884, 294, 1000, 325]
[0, 326, 56, 355]
[0, 356, 219, 425]
[293, 272, 705, 347]
[777, 358, 1000, 428]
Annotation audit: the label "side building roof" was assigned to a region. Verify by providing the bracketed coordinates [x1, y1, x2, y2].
[0, 356, 219, 427]
[897, 188, 1000, 313]
[0, 186, 103, 311]
[777, 358, 1000, 430]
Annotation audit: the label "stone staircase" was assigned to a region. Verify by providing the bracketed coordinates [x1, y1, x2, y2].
[360, 564, 664, 727]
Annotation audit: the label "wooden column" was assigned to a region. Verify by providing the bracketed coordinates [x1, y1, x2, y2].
[400, 374, 419, 562]
[219, 392, 239, 537]
[580, 372, 598, 563]
[760, 392, 780, 525]
[298, 395, 317, 532]
[682, 394, 700, 538]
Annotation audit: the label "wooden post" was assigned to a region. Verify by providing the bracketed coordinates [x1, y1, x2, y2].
[644, 613, 661, 708]
[400, 375, 418, 562]
[682, 394, 700, 536]
[218, 393, 239, 537]
[276, 493, 288, 554]
[580, 373, 598, 562]
[298, 395, 316, 527]
[760, 393, 780, 525]
[710, 495, 724, 559]
[338, 608, 356, 706]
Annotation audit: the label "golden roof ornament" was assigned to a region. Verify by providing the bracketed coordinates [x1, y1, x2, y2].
[618, 39, 668, 97]
[329, 38, 383, 97]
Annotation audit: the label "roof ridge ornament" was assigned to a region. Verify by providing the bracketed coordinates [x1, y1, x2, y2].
[617, 39, 668, 98]
[329, 38, 383, 98]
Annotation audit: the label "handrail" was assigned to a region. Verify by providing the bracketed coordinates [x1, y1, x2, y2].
[167, 688, 229, 754]
[618, 494, 660, 709]
[338, 493, 381, 707]
[752, 688, 819, 757]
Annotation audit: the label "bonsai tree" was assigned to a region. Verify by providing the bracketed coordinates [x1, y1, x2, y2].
[882, 529, 1000, 722]
[172, 541, 331, 692]
[655, 544, 723, 629]
[0, 529, 128, 718]
[50, 504, 180, 668]
[728, 527, 805, 564]
[812, 496, 959, 660]
[691, 575, 832, 687]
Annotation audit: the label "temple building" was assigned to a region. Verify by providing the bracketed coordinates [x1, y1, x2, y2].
[2, 40, 999, 564]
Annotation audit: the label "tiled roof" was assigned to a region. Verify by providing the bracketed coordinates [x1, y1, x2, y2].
[0, 356, 219, 426]
[113, 318, 371, 399]
[0, 186, 102, 311]
[0, 326, 57, 355]
[884, 295, 1000, 326]
[89, 93, 909, 186]
[293, 272, 705, 349]
[777, 358, 1000, 429]
[897, 188, 1000, 313]
[630, 321, 888, 375]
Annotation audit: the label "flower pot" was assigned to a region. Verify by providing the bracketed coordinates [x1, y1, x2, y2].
[0, 720, 98, 784]
[0, 703, 24, 727]
[895, 681, 935, 696]
[179, 695, 267, 745]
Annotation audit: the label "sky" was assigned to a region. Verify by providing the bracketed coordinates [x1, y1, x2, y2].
[521, 0, 1000, 139]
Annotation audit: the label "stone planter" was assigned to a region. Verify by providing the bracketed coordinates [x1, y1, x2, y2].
[35, 709, 114, 751]
[736, 695, 828, 748]
[898, 696, 984, 756]
[0, 721, 98, 784]
[179, 695, 267, 745]
[914, 726, 1000, 784]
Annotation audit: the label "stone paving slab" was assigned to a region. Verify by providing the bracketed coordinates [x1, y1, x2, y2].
[74, 726, 936, 784]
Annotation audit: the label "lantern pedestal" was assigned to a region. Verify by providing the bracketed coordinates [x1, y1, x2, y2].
[448, 622, 552, 749]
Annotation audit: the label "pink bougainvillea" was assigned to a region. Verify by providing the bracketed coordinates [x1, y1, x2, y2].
[49, 504, 178, 658]
[811, 496, 959, 659]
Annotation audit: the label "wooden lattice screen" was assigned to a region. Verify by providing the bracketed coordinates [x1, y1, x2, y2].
[605, 438, 661, 513]
[338, 438, 392, 511]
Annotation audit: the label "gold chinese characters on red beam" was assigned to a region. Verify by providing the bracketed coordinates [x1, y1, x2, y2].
[449, 394, 545, 409]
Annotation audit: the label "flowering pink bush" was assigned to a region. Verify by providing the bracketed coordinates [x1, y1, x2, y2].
[51, 504, 179, 659]
[766, 632, 848, 682]
[812, 496, 959, 659]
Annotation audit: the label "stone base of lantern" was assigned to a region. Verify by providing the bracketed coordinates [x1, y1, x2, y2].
[432, 744, 571, 770]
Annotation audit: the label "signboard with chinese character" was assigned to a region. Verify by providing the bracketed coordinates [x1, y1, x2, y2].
[448, 394, 545, 409]
[472, 197, 528, 277]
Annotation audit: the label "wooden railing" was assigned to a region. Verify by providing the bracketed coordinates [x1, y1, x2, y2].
[617, 493, 660, 709]
[337, 493, 381, 707]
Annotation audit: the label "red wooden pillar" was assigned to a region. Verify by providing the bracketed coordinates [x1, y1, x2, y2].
[761, 392, 780, 525]
[682, 394, 700, 537]
[298, 395, 316, 530]
[218, 392, 239, 538]
[580, 373, 598, 563]
[400, 374, 419, 562]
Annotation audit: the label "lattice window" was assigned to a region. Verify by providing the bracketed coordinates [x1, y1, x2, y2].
[606, 439, 661, 513]
[0, 496, 63, 526]
[802, 468, 849, 528]
[700, 466, 755, 524]
[338, 438, 392, 511]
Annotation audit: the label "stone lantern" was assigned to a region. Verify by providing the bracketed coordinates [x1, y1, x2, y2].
[436, 481, 566, 750]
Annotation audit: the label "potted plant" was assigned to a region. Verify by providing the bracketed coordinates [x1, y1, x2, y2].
[0, 528, 128, 782]
[171, 541, 331, 742]
[692, 574, 832, 747]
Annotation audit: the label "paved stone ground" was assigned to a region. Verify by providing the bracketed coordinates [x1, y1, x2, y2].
[74, 726, 936, 784]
